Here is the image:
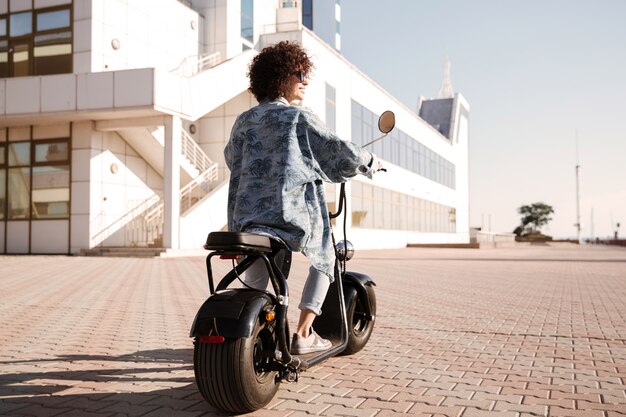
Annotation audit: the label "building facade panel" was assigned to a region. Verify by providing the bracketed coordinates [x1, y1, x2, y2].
[0, 0, 470, 254]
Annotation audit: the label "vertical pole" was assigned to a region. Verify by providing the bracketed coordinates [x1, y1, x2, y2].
[164, 116, 181, 249]
[575, 130, 581, 243]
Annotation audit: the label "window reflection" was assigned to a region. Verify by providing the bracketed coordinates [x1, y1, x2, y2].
[2, 5, 72, 78]
[36, 9, 70, 31]
[2, 137, 70, 221]
[11, 42, 30, 76]
[352, 100, 456, 189]
[0, 40, 7, 77]
[351, 182, 456, 233]
[35, 141, 69, 163]
[10, 12, 32, 37]
[240, 0, 253, 43]
[325, 83, 336, 132]
[34, 31, 72, 75]
[8, 167, 30, 219]
[0, 170, 5, 220]
[31, 165, 70, 219]
[9, 142, 30, 166]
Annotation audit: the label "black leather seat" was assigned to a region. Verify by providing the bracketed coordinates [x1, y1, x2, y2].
[204, 232, 273, 252]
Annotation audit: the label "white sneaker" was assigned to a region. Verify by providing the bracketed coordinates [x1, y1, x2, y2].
[291, 329, 332, 355]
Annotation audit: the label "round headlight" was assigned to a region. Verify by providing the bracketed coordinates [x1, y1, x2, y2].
[336, 240, 354, 261]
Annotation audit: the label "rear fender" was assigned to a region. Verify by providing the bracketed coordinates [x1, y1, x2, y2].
[190, 289, 274, 338]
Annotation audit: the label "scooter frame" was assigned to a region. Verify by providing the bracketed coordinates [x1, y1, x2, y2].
[190, 183, 376, 379]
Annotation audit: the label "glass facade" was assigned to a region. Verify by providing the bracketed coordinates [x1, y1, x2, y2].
[1, 134, 70, 221]
[0, 2, 72, 78]
[241, 0, 253, 48]
[325, 83, 336, 132]
[350, 101, 457, 233]
[351, 181, 456, 233]
[351, 100, 456, 189]
[302, 0, 313, 29]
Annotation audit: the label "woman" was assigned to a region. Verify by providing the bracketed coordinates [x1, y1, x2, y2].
[225, 41, 381, 355]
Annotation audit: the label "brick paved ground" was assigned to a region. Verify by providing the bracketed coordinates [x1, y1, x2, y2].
[1, 244, 626, 416]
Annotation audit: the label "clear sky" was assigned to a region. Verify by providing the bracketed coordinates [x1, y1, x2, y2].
[340, 0, 626, 239]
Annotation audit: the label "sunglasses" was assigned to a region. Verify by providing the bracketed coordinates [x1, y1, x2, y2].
[293, 71, 307, 82]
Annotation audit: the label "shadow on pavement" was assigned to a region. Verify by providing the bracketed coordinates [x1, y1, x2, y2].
[0, 348, 231, 416]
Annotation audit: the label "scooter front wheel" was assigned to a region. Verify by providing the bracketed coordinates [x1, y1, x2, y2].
[194, 318, 280, 413]
[342, 283, 376, 355]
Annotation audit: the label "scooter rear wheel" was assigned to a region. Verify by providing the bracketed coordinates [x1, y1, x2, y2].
[342, 283, 376, 355]
[194, 318, 280, 413]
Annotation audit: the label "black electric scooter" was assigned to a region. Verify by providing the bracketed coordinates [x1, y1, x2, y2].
[190, 111, 396, 414]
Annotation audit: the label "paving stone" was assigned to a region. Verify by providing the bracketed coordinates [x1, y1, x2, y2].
[2, 246, 626, 416]
[321, 405, 377, 416]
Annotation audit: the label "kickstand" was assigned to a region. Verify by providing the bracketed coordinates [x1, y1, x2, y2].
[282, 368, 299, 383]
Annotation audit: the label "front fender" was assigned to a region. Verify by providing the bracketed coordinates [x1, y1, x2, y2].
[313, 271, 376, 339]
[190, 289, 273, 338]
[344, 271, 376, 318]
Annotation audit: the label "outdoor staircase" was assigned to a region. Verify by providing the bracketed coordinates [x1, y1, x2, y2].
[87, 50, 251, 253]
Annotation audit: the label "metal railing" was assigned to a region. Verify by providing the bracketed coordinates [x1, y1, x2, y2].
[131, 161, 219, 247]
[91, 195, 161, 248]
[126, 198, 164, 247]
[180, 163, 219, 213]
[473, 231, 516, 244]
[91, 129, 220, 247]
[181, 128, 214, 173]
[171, 52, 221, 77]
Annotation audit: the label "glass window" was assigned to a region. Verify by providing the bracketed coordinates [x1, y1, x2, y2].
[351, 100, 456, 189]
[0, 40, 7, 77]
[0, 170, 5, 220]
[325, 83, 336, 132]
[31, 165, 70, 219]
[240, 0, 253, 43]
[11, 41, 30, 76]
[10, 12, 32, 37]
[8, 142, 30, 166]
[8, 167, 30, 219]
[302, 0, 313, 30]
[351, 181, 363, 227]
[35, 141, 69, 163]
[0, 143, 5, 165]
[382, 189, 391, 229]
[361, 183, 373, 229]
[3, 6, 72, 78]
[36, 9, 70, 32]
[34, 31, 71, 75]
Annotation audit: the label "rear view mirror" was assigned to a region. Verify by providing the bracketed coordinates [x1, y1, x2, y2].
[378, 111, 395, 134]
[363, 110, 396, 147]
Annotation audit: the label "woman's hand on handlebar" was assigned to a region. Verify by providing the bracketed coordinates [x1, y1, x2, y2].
[371, 155, 386, 173]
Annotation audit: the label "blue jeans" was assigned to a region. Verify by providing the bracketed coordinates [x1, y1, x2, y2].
[244, 257, 331, 316]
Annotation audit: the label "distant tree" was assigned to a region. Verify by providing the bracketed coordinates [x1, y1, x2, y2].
[512, 225, 524, 237]
[517, 202, 554, 234]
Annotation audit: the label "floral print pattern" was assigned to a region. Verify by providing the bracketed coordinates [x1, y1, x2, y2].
[225, 98, 374, 278]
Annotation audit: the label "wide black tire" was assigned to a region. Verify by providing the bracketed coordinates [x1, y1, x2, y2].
[194, 319, 280, 413]
[342, 284, 376, 355]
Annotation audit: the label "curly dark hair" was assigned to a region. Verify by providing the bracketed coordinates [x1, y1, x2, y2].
[248, 41, 314, 102]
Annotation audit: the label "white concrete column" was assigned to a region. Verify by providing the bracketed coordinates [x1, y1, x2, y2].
[163, 116, 182, 249]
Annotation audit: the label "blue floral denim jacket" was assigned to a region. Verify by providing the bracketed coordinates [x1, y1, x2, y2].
[225, 98, 374, 278]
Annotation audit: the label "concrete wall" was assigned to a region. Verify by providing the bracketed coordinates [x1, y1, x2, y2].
[75, 0, 201, 73]
[71, 121, 162, 251]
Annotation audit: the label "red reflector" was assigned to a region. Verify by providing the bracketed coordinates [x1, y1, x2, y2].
[220, 255, 241, 260]
[200, 336, 225, 344]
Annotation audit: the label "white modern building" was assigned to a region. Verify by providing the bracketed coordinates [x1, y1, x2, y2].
[0, 0, 470, 255]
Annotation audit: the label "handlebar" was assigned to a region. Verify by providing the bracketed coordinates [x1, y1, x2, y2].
[329, 183, 345, 219]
